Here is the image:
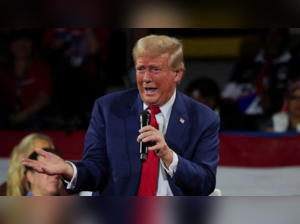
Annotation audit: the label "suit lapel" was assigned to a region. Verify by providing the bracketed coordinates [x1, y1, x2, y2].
[165, 91, 189, 155]
[124, 93, 143, 175]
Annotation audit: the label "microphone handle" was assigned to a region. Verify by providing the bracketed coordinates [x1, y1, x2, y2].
[140, 122, 148, 162]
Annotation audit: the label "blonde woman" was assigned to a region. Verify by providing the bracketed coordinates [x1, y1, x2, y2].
[0, 133, 54, 196]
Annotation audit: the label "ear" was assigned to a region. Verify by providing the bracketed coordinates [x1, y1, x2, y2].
[174, 69, 184, 83]
[26, 171, 34, 185]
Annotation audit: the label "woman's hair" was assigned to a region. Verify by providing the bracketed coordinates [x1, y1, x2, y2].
[6, 133, 54, 196]
[133, 35, 185, 73]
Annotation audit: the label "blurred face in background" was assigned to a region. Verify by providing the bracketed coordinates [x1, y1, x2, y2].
[287, 88, 300, 117]
[189, 90, 217, 110]
[10, 37, 33, 60]
[22, 139, 54, 194]
[26, 154, 62, 196]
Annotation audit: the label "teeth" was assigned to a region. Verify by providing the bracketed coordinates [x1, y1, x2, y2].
[145, 88, 157, 93]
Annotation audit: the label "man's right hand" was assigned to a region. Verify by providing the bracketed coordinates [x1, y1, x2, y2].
[22, 148, 74, 180]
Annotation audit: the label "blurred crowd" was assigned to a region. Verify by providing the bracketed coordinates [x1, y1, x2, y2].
[0, 28, 130, 131]
[0, 28, 300, 133]
[187, 28, 300, 132]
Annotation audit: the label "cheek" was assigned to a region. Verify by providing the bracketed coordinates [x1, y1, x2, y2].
[39, 173, 49, 182]
[136, 74, 144, 83]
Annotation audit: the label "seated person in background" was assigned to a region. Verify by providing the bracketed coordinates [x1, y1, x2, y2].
[25, 149, 62, 196]
[41, 28, 117, 129]
[186, 77, 220, 116]
[262, 80, 300, 132]
[0, 133, 54, 196]
[0, 30, 52, 130]
[221, 28, 299, 116]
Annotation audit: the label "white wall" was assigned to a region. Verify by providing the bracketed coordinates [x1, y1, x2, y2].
[216, 166, 300, 196]
[0, 158, 9, 185]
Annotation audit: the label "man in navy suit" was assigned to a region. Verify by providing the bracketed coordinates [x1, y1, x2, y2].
[23, 35, 220, 196]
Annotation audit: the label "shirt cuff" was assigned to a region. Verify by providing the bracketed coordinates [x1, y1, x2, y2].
[60, 161, 77, 190]
[160, 150, 178, 178]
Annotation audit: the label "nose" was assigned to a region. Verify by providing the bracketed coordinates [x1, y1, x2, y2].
[143, 71, 152, 83]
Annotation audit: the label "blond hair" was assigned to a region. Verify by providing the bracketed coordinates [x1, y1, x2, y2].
[133, 35, 185, 73]
[6, 133, 54, 196]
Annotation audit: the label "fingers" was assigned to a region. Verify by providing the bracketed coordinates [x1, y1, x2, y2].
[36, 148, 48, 158]
[139, 125, 156, 133]
[22, 159, 45, 173]
[137, 131, 157, 142]
[137, 126, 161, 142]
[148, 144, 161, 151]
[140, 135, 159, 143]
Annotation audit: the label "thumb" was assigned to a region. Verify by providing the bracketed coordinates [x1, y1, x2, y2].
[35, 148, 48, 158]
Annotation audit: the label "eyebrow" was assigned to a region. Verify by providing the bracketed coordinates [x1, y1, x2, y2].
[136, 63, 163, 68]
[149, 64, 162, 68]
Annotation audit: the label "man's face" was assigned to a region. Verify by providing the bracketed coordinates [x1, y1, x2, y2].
[27, 155, 62, 196]
[136, 53, 183, 107]
[189, 90, 216, 110]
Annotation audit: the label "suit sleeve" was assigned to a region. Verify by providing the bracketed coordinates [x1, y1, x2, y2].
[65, 99, 109, 194]
[170, 117, 220, 196]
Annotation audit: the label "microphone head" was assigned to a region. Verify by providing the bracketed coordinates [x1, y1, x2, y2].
[140, 110, 151, 124]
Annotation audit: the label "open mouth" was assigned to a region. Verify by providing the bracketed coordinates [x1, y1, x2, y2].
[144, 88, 157, 94]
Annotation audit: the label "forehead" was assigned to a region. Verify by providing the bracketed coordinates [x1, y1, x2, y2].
[34, 139, 51, 147]
[37, 155, 45, 161]
[136, 53, 170, 66]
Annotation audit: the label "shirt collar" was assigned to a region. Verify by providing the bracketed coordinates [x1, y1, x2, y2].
[143, 89, 176, 118]
[255, 49, 292, 64]
[26, 190, 34, 196]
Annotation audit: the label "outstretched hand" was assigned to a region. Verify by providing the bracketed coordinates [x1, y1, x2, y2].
[22, 148, 74, 180]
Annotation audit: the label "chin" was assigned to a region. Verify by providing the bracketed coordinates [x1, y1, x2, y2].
[144, 99, 157, 107]
[49, 191, 60, 196]
[48, 187, 60, 195]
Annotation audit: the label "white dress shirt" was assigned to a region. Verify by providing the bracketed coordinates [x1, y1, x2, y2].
[64, 90, 178, 196]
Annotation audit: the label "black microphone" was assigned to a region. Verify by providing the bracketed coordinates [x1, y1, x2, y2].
[139, 110, 151, 162]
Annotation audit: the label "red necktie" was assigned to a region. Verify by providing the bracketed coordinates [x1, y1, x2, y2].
[137, 107, 161, 196]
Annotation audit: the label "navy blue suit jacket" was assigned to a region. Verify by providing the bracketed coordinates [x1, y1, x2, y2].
[66, 88, 220, 196]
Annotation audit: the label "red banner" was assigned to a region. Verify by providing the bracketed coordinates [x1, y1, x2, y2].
[1, 131, 300, 167]
[219, 133, 300, 167]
